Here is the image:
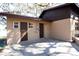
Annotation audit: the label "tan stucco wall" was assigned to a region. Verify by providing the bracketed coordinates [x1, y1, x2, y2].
[51, 18, 72, 42]
[7, 17, 51, 44]
[7, 18, 21, 44]
[7, 16, 73, 45]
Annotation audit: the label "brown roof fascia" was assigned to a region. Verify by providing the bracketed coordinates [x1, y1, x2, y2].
[0, 12, 38, 19]
[0, 12, 51, 22]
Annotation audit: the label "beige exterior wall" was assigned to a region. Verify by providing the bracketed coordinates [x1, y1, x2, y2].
[7, 17, 51, 44]
[50, 18, 72, 42]
[7, 18, 21, 44]
[7, 17, 73, 45]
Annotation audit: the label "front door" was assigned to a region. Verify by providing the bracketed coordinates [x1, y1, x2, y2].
[39, 23, 44, 38]
[20, 22, 28, 41]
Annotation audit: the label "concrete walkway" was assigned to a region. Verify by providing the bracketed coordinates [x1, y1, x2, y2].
[0, 39, 79, 56]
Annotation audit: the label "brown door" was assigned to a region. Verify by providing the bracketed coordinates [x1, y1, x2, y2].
[39, 23, 44, 38]
[20, 22, 28, 41]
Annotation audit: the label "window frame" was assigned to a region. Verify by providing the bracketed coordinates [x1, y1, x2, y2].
[28, 22, 33, 28]
[13, 22, 20, 29]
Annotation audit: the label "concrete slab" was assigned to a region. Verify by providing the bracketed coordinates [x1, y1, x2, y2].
[0, 39, 79, 56]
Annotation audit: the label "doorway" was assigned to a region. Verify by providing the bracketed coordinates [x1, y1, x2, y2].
[20, 22, 28, 41]
[39, 23, 44, 38]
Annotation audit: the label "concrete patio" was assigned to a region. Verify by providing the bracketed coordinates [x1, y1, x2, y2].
[0, 39, 79, 56]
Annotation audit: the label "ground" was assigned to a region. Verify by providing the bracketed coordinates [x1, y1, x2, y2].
[0, 39, 79, 56]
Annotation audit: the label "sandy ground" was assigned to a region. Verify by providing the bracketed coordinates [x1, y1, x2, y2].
[0, 39, 79, 56]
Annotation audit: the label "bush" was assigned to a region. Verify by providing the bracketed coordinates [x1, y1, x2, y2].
[0, 36, 7, 50]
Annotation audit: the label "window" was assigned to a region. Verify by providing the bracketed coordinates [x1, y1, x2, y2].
[29, 23, 33, 28]
[13, 22, 19, 29]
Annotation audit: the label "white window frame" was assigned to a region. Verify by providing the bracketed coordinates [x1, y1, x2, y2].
[13, 21, 20, 29]
[28, 22, 33, 28]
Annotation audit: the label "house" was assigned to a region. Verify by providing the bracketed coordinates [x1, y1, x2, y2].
[0, 12, 51, 45]
[0, 3, 79, 45]
[39, 3, 79, 45]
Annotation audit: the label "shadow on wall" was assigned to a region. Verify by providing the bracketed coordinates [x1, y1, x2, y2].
[7, 30, 20, 44]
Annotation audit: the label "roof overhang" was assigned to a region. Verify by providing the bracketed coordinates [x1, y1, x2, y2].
[39, 3, 79, 21]
[0, 12, 38, 19]
[0, 12, 51, 22]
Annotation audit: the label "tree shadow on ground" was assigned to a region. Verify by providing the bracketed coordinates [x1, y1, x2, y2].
[9, 39, 65, 56]
[5, 39, 79, 56]
[71, 42, 79, 52]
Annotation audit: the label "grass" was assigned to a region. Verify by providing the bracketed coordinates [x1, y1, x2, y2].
[0, 46, 4, 49]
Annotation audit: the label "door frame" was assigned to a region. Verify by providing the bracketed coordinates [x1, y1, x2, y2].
[39, 23, 44, 38]
[20, 22, 28, 41]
